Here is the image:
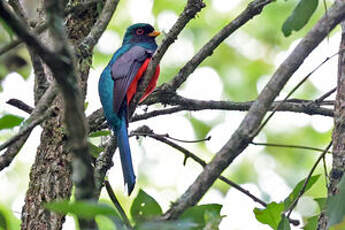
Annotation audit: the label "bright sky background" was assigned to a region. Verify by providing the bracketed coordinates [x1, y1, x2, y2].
[0, 0, 340, 229]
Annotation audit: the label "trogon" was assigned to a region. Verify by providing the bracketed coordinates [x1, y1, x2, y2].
[98, 23, 160, 195]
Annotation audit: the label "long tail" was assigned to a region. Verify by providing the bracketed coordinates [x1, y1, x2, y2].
[115, 117, 136, 195]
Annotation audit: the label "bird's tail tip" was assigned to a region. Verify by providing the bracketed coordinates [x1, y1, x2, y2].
[125, 180, 136, 196]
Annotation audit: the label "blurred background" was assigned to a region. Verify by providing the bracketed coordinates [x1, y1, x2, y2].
[0, 0, 338, 229]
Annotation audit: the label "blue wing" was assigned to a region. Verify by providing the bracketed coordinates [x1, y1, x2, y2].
[111, 46, 153, 114]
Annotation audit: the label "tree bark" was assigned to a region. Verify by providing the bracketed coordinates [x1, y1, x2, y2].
[21, 1, 100, 229]
[318, 21, 345, 230]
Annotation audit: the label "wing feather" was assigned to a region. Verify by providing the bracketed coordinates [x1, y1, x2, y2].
[111, 46, 153, 114]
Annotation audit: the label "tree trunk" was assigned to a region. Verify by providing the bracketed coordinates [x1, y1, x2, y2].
[21, 1, 100, 229]
[318, 21, 345, 230]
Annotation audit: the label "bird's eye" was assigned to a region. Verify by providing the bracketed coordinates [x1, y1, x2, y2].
[136, 28, 144, 35]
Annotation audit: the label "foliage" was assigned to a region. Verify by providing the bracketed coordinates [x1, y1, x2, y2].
[0, 114, 24, 130]
[130, 189, 163, 223]
[88, 141, 104, 158]
[254, 175, 320, 230]
[282, 0, 319, 37]
[327, 175, 345, 228]
[0, 204, 20, 230]
[44, 200, 119, 219]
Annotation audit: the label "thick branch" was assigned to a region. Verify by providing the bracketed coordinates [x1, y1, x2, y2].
[162, 1, 345, 220]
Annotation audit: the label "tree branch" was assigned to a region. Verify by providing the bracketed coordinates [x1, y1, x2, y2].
[104, 180, 132, 229]
[0, 84, 57, 152]
[161, 1, 345, 220]
[128, 0, 206, 117]
[162, 0, 273, 92]
[88, 97, 334, 134]
[6, 99, 34, 114]
[286, 141, 333, 218]
[318, 19, 345, 230]
[94, 135, 117, 197]
[79, 0, 120, 55]
[0, 106, 56, 153]
[251, 141, 333, 154]
[130, 125, 267, 207]
[0, 84, 58, 171]
[0, 22, 48, 56]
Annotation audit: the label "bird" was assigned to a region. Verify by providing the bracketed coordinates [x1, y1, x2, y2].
[98, 23, 160, 195]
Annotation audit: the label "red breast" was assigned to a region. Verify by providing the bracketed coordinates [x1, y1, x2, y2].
[126, 58, 160, 104]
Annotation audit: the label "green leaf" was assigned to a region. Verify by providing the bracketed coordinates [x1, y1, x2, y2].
[203, 210, 224, 230]
[278, 215, 291, 230]
[188, 116, 212, 140]
[180, 204, 222, 230]
[0, 114, 24, 130]
[314, 197, 327, 211]
[327, 175, 345, 227]
[89, 130, 111, 138]
[84, 102, 89, 111]
[44, 200, 117, 219]
[284, 174, 320, 210]
[282, 0, 319, 36]
[88, 142, 104, 158]
[254, 202, 284, 230]
[136, 220, 198, 230]
[0, 18, 14, 40]
[0, 210, 6, 230]
[329, 217, 345, 230]
[303, 215, 318, 230]
[95, 215, 119, 230]
[0, 204, 22, 230]
[130, 189, 162, 223]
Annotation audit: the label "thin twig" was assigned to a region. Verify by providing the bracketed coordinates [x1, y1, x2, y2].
[286, 141, 333, 218]
[251, 142, 333, 154]
[130, 126, 267, 207]
[0, 84, 57, 170]
[104, 180, 132, 229]
[165, 0, 273, 91]
[0, 106, 56, 151]
[315, 87, 337, 104]
[145, 132, 211, 144]
[253, 50, 343, 137]
[0, 132, 30, 170]
[322, 155, 328, 186]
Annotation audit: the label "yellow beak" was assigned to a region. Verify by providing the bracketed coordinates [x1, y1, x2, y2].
[148, 31, 161, 37]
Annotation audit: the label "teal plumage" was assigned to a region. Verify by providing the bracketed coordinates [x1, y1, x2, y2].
[98, 23, 160, 195]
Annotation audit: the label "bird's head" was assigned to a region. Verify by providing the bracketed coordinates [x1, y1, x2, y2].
[122, 23, 160, 45]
